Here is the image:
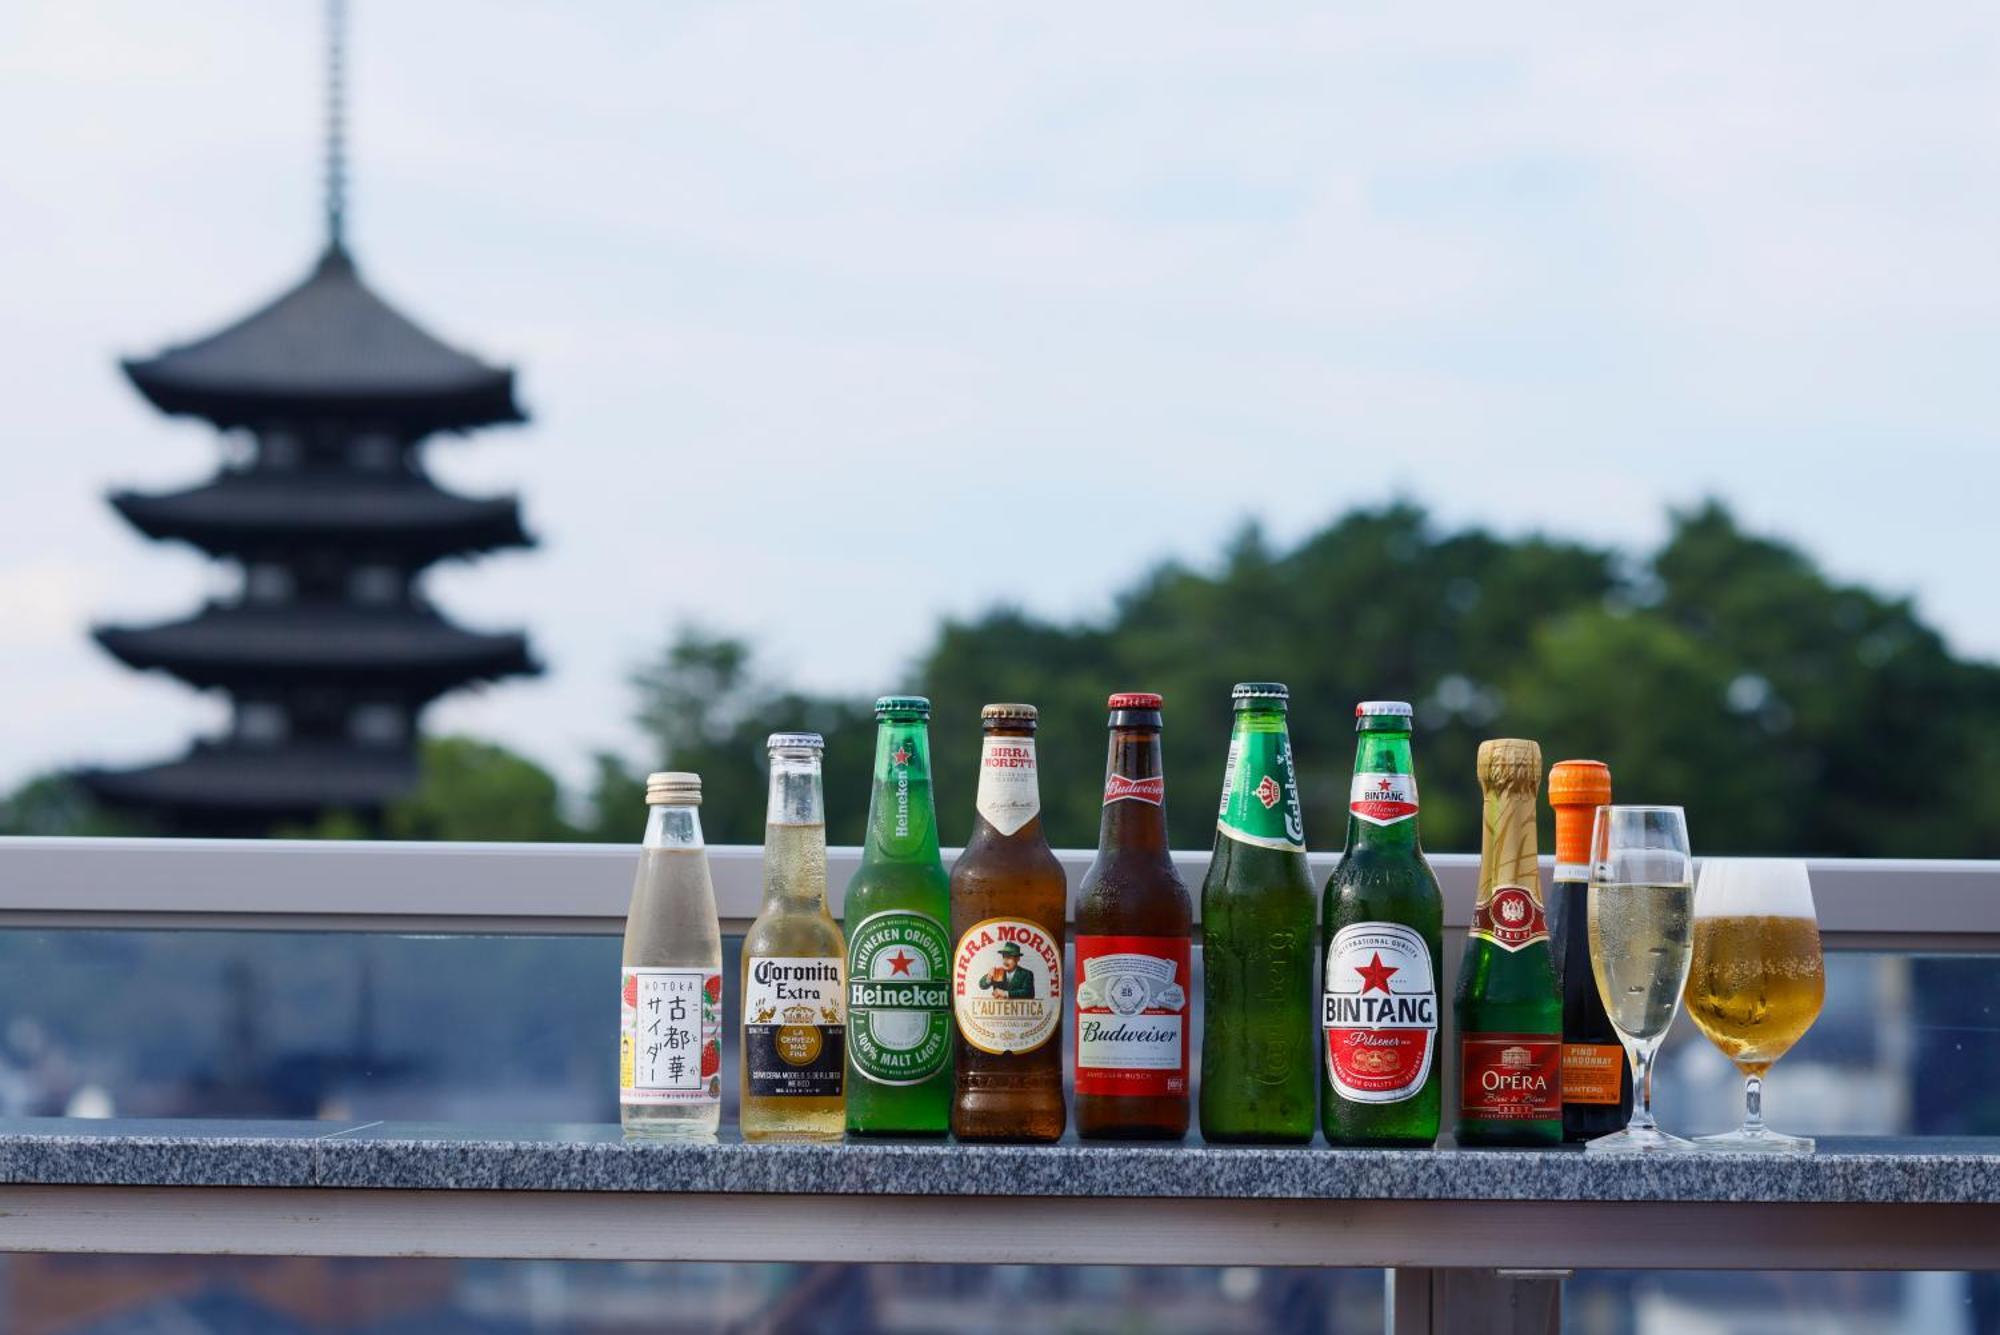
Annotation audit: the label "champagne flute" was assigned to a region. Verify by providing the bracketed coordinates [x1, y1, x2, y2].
[1585, 805, 1695, 1152]
[1683, 859, 1825, 1153]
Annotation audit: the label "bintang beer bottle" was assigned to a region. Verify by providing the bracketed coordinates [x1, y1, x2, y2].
[1074, 693, 1192, 1140]
[1548, 759, 1633, 1142]
[1453, 739, 1563, 1146]
[950, 704, 1066, 1142]
[1321, 702, 1443, 1147]
[741, 733, 846, 1142]
[844, 697, 953, 1135]
[1199, 683, 1315, 1144]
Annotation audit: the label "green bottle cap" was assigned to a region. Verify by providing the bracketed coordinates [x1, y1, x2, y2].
[873, 695, 931, 718]
[1231, 682, 1290, 709]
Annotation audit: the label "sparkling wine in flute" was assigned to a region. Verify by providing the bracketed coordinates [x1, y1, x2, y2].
[1587, 882, 1695, 1046]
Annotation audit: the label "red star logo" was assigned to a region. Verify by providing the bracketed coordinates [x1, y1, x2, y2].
[1354, 952, 1399, 994]
[1377, 778, 1392, 793]
[891, 745, 912, 767]
[886, 950, 915, 976]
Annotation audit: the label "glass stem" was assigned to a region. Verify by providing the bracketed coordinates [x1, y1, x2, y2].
[1629, 1044, 1657, 1133]
[1741, 1074, 1765, 1137]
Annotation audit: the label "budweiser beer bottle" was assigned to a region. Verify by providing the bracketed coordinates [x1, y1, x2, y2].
[1321, 701, 1442, 1147]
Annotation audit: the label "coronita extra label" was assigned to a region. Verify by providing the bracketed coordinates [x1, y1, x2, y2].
[1322, 923, 1436, 1104]
[846, 910, 952, 1086]
[743, 955, 845, 1098]
[952, 916, 1061, 1054]
[1216, 724, 1306, 852]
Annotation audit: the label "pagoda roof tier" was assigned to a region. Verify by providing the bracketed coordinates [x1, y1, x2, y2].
[122, 246, 525, 432]
[94, 604, 537, 693]
[110, 472, 531, 561]
[80, 741, 418, 825]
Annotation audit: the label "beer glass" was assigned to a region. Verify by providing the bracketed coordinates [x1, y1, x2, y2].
[1585, 805, 1695, 1152]
[1683, 859, 1825, 1153]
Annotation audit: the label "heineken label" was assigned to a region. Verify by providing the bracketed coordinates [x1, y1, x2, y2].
[1468, 885, 1549, 952]
[1102, 773, 1164, 806]
[1460, 1033, 1562, 1121]
[1216, 726, 1306, 853]
[1074, 934, 1190, 1097]
[976, 736, 1040, 836]
[1349, 770, 1418, 826]
[620, 967, 722, 1106]
[952, 916, 1061, 1055]
[846, 910, 952, 1086]
[1322, 923, 1436, 1104]
[744, 956, 845, 1098]
[875, 725, 935, 857]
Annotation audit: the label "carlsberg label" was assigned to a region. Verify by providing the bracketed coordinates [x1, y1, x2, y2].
[1216, 724, 1307, 853]
[846, 910, 952, 1085]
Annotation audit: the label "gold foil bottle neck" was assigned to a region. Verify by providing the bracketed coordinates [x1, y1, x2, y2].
[1477, 738, 1543, 794]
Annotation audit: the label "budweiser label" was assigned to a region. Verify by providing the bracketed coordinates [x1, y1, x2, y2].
[1468, 884, 1549, 952]
[975, 736, 1040, 836]
[743, 956, 845, 1098]
[847, 910, 952, 1086]
[1562, 1042, 1625, 1105]
[1102, 773, 1164, 806]
[953, 916, 1061, 1055]
[1349, 770, 1419, 827]
[1322, 922, 1437, 1104]
[1074, 935, 1189, 1097]
[1460, 1033, 1562, 1121]
[620, 968, 722, 1106]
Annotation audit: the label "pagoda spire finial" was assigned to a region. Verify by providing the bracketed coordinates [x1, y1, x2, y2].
[324, 0, 348, 252]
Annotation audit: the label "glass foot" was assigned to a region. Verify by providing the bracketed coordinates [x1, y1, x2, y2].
[1585, 1125, 1694, 1153]
[1694, 1127, 1814, 1153]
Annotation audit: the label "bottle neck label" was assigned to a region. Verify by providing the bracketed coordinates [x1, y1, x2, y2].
[847, 910, 952, 1086]
[620, 968, 721, 1106]
[1322, 923, 1436, 1104]
[1468, 885, 1550, 951]
[1349, 771, 1419, 827]
[975, 736, 1040, 836]
[867, 724, 938, 859]
[1216, 725, 1306, 853]
[1103, 773, 1164, 806]
[1074, 935, 1189, 1097]
[952, 917, 1061, 1055]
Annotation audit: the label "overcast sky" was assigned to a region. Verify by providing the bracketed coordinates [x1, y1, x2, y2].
[1, 2, 1995, 792]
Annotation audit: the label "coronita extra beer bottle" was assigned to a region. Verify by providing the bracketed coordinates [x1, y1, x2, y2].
[1199, 683, 1316, 1144]
[741, 733, 846, 1141]
[1074, 692, 1192, 1140]
[1453, 738, 1562, 1146]
[950, 704, 1066, 1142]
[1322, 701, 1442, 1147]
[844, 697, 953, 1135]
[1548, 759, 1632, 1142]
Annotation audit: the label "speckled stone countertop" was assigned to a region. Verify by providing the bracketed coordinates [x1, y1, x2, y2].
[0, 1118, 1994, 1204]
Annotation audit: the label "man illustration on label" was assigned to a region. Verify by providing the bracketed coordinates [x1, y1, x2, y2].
[978, 942, 1036, 998]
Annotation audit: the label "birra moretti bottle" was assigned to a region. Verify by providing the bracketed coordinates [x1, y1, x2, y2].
[620, 772, 723, 1138]
[1322, 701, 1443, 1147]
[741, 733, 847, 1141]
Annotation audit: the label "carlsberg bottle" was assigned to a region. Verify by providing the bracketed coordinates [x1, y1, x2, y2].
[1321, 702, 1442, 1147]
[1199, 683, 1316, 1144]
[844, 697, 954, 1135]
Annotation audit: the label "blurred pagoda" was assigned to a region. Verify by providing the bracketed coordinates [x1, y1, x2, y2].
[82, 0, 537, 834]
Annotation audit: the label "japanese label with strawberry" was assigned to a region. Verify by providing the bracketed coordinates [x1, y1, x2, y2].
[1215, 723, 1306, 853]
[620, 968, 722, 1106]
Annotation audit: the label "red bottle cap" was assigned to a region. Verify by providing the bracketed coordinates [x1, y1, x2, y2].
[1107, 692, 1164, 710]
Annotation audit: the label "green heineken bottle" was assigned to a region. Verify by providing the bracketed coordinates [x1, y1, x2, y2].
[1321, 702, 1443, 1147]
[1199, 683, 1317, 1144]
[844, 696, 954, 1135]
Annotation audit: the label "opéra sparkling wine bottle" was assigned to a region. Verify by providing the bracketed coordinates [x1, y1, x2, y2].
[619, 772, 723, 1138]
[1199, 683, 1316, 1144]
[950, 704, 1067, 1142]
[844, 697, 954, 1136]
[1074, 692, 1192, 1140]
[1547, 759, 1633, 1142]
[1453, 738, 1563, 1147]
[1321, 701, 1443, 1147]
[741, 733, 846, 1142]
